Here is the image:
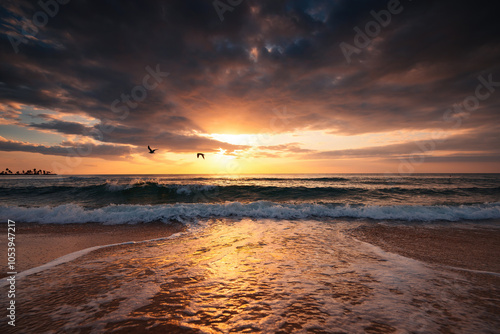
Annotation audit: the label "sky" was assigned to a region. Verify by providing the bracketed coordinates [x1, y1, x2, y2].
[0, 0, 499, 174]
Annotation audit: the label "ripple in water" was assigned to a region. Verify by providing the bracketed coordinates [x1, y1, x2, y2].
[5, 219, 499, 333]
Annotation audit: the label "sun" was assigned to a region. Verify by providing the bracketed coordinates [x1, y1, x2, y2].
[215, 147, 237, 161]
[209, 133, 261, 146]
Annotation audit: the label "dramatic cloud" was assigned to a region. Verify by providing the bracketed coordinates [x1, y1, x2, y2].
[29, 119, 89, 135]
[0, 136, 132, 159]
[303, 127, 500, 161]
[0, 0, 499, 170]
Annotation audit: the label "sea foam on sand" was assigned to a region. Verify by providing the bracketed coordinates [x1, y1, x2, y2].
[2, 218, 499, 333]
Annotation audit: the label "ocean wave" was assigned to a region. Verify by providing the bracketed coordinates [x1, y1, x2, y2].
[1, 182, 500, 208]
[1, 202, 499, 224]
[4, 181, 499, 194]
[239, 177, 350, 182]
[103, 179, 218, 194]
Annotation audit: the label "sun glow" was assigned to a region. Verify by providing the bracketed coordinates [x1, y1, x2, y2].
[209, 133, 262, 147]
[214, 147, 237, 162]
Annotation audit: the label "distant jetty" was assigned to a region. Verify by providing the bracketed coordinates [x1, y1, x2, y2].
[1, 168, 56, 175]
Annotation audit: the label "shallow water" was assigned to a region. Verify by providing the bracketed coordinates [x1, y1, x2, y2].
[4, 219, 499, 333]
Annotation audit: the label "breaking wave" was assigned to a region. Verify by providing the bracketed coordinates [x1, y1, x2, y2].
[2, 202, 499, 224]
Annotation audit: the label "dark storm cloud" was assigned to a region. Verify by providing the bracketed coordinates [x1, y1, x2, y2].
[0, 137, 132, 158]
[0, 0, 499, 159]
[304, 127, 500, 161]
[29, 119, 88, 135]
[408, 155, 500, 163]
[27, 118, 248, 153]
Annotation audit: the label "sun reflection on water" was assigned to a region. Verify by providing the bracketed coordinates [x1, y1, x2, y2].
[6, 219, 498, 333]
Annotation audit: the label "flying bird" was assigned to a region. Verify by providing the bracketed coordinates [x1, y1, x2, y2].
[148, 146, 157, 154]
[197, 153, 205, 159]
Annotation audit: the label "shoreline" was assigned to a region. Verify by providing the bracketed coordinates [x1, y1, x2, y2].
[349, 224, 500, 274]
[0, 222, 185, 278]
[3, 220, 500, 281]
[1, 220, 498, 333]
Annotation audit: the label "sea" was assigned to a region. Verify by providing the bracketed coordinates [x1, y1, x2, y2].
[1, 173, 500, 333]
[1, 173, 500, 223]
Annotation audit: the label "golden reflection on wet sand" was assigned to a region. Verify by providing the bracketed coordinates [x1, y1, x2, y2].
[2, 219, 499, 333]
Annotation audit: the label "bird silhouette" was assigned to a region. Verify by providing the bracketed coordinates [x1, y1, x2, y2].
[197, 153, 205, 159]
[148, 146, 157, 154]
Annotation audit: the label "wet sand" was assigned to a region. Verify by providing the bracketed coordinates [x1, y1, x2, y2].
[0, 222, 185, 278]
[4, 221, 499, 279]
[349, 223, 500, 323]
[2, 219, 500, 333]
[349, 224, 500, 274]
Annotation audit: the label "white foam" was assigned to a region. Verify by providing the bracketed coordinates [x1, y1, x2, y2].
[1, 201, 499, 224]
[354, 237, 500, 277]
[6, 218, 496, 333]
[440, 265, 500, 277]
[104, 180, 133, 191]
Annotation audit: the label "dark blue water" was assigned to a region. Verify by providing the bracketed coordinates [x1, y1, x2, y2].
[0, 174, 499, 223]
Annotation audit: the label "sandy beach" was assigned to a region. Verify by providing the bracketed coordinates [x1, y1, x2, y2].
[0, 222, 185, 278]
[349, 223, 500, 302]
[2, 219, 500, 333]
[349, 223, 500, 274]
